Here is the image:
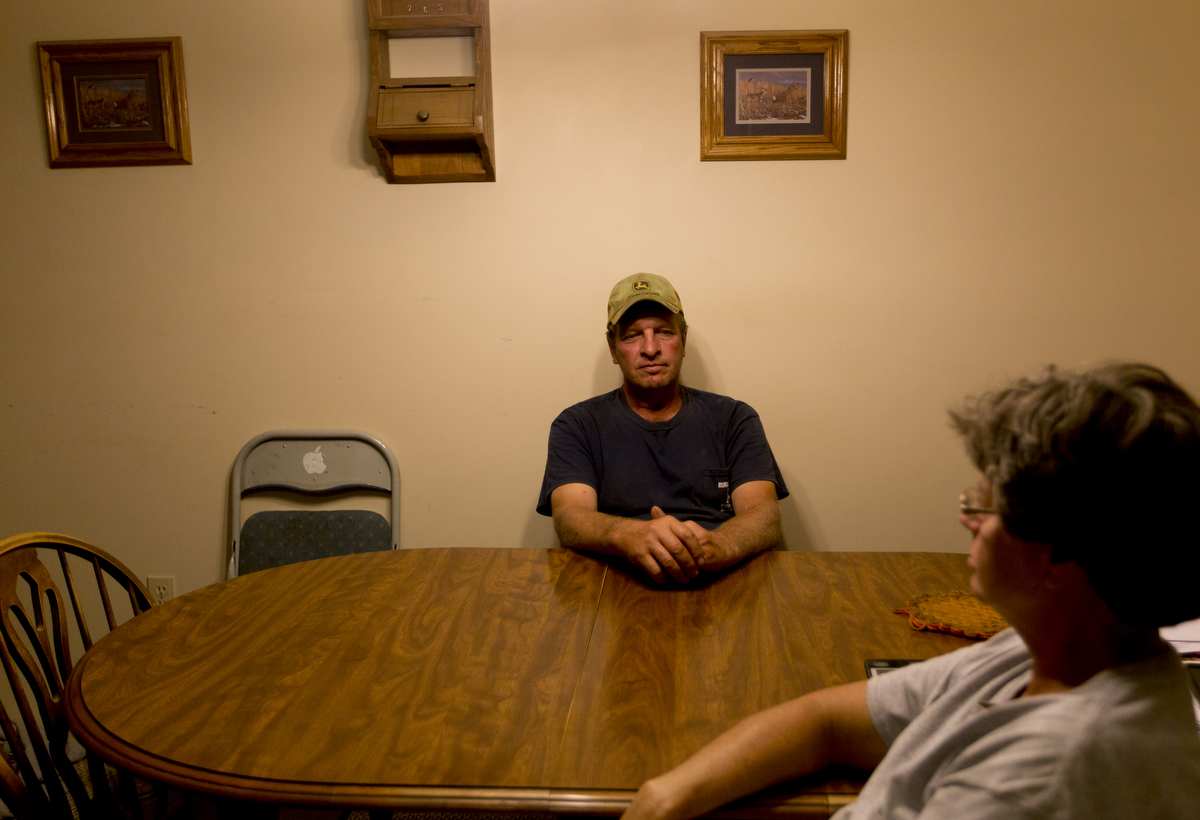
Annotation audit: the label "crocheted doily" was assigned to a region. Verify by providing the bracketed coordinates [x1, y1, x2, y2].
[894, 591, 1008, 640]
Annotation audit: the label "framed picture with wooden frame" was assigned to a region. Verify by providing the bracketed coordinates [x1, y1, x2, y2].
[37, 38, 192, 168]
[700, 30, 847, 161]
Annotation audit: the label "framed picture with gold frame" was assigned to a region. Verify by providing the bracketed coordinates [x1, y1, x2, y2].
[700, 30, 847, 161]
[37, 38, 192, 168]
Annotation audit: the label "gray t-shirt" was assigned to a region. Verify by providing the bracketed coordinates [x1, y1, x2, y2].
[835, 628, 1200, 819]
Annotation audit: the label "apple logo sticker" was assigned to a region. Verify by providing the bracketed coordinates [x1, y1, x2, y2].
[303, 446, 327, 475]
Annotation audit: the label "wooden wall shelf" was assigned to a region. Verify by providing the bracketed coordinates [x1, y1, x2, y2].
[367, 0, 495, 183]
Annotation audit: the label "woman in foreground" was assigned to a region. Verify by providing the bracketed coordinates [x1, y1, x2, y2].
[620, 362, 1200, 820]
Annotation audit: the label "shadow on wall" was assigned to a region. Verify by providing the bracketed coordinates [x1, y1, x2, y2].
[350, 0, 388, 179]
[521, 509, 559, 549]
[778, 478, 824, 551]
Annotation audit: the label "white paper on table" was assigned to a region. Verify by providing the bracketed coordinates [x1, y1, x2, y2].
[1160, 619, 1200, 730]
[1161, 617, 1200, 655]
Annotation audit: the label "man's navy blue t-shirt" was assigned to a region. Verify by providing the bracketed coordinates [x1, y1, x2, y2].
[536, 387, 788, 530]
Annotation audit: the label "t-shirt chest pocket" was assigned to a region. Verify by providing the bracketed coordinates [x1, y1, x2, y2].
[700, 467, 734, 514]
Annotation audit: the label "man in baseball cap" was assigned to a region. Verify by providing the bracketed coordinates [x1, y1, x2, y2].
[536, 273, 788, 583]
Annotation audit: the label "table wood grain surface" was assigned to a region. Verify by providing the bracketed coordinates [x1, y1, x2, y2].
[66, 548, 973, 816]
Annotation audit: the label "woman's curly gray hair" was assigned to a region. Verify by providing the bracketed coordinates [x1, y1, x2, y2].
[950, 362, 1200, 628]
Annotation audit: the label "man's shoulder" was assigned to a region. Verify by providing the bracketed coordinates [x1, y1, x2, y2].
[556, 388, 624, 418]
[550, 389, 628, 432]
[681, 386, 761, 420]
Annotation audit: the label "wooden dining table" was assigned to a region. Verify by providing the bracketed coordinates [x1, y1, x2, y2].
[66, 548, 975, 818]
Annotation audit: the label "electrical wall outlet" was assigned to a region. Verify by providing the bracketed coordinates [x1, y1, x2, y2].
[146, 575, 175, 604]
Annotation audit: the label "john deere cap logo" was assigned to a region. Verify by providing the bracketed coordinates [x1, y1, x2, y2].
[633, 280, 650, 290]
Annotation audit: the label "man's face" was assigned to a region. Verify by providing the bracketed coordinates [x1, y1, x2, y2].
[609, 305, 686, 392]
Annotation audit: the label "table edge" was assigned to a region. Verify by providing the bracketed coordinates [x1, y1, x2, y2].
[68, 651, 845, 816]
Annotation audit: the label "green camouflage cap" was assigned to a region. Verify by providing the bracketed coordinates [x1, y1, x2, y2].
[607, 273, 683, 326]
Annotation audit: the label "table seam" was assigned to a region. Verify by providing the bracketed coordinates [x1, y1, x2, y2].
[553, 561, 609, 766]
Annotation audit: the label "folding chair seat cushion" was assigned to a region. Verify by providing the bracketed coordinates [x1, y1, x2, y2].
[238, 510, 391, 575]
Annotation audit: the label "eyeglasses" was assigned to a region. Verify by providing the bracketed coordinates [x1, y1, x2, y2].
[959, 486, 998, 518]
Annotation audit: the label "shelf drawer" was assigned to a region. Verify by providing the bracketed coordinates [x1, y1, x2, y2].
[376, 86, 474, 129]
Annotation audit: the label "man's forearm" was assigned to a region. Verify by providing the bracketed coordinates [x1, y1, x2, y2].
[552, 504, 635, 555]
[707, 499, 781, 565]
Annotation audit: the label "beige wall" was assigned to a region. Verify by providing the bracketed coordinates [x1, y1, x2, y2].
[3, 1, 1199, 597]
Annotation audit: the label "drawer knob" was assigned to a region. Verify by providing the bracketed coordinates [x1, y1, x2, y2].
[417, 109, 430, 122]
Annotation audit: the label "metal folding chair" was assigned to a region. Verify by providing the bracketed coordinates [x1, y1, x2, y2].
[228, 431, 400, 578]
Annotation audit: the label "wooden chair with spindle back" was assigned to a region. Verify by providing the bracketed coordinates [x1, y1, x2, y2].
[0, 532, 173, 819]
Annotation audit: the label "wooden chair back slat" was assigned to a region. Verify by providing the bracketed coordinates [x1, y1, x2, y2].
[91, 554, 120, 634]
[0, 549, 71, 703]
[56, 544, 94, 652]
